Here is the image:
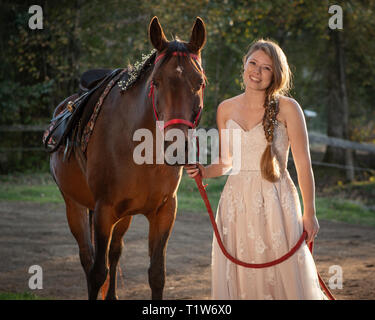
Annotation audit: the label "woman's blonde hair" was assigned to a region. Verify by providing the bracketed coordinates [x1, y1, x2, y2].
[243, 39, 292, 182]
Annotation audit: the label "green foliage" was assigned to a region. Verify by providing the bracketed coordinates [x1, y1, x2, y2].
[0, 183, 62, 203]
[316, 197, 375, 227]
[322, 179, 375, 207]
[0, 172, 62, 202]
[178, 173, 228, 212]
[0, 291, 47, 300]
[0, 80, 54, 125]
[0, 0, 374, 173]
[1, 173, 373, 227]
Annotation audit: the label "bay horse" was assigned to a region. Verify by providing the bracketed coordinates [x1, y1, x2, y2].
[49, 16, 206, 300]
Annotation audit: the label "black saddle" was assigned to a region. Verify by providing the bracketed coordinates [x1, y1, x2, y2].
[78, 68, 113, 95]
[43, 68, 125, 156]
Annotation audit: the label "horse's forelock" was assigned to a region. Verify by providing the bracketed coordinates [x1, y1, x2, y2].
[156, 40, 205, 82]
[156, 40, 189, 67]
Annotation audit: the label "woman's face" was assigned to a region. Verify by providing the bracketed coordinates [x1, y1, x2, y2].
[243, 49, 273, 92]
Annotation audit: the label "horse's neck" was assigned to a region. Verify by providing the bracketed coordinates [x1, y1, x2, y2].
[138, 70, 157, 132]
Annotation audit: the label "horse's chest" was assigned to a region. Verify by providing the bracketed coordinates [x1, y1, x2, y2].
[116, 174, 180, 216]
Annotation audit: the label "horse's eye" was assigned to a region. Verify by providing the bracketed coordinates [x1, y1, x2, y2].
[152, 79, 159, 88]
[194, 79, 204, 92]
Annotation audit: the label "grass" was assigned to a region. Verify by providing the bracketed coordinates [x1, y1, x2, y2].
[315, 197, 375, 227]
[179, 174, 375, 227]
[0, 173, 374, 299]
[0, 184, 63, 203]
[177, 174, 228, 213]
[0, 292, 45, 300]
[0, 172, 374, 227]
[0, 173, 63, 203]
[321, 180, 375, 207]
[314, 179, 375, 226]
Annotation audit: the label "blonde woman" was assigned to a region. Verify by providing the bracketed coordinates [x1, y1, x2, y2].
[184, 39, 327, 299]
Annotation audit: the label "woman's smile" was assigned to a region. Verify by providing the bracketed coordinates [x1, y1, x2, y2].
[249, 75, 261, 83]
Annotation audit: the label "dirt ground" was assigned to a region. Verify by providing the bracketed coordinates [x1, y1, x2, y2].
[0, 201, 374, 300]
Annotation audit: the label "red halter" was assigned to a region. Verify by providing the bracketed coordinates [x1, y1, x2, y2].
[148, 51, 205, 131]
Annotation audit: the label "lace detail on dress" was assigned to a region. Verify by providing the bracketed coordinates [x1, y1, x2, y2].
[223, 226, 228, 236]
[247, 220, 256, 240]
[266, 268, 276, 286]
[212, 117, 328, 300]
[239, 237, 245, 258]
[271, 230, 283, 251]
[246, 264, 256, 280]
[255, 235, 268, 254]
[298, 248, 305, 265]
[253, 191, 264, 216]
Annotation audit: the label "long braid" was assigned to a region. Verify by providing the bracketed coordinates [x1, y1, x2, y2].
[262, 95, 280, 143]
[260, 94, 281, 182]
[242, 39, 291, 182]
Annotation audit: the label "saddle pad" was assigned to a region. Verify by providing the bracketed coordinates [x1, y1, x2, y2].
[80, 69, 128, 153]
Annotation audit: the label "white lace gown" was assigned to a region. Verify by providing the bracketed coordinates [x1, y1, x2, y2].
[211, 119, 327, 300]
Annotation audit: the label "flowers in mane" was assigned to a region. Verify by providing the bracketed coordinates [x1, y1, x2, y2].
[118, 49, 157, 92]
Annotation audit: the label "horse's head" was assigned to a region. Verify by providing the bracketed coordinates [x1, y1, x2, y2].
[148, 16, 206, 165]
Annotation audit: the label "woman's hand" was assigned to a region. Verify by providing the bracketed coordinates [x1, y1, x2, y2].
[303, 214, 320, 244]
[183, 163, 206, 179]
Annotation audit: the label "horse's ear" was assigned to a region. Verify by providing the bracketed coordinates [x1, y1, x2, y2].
[187, 17, 207, 53]
[149, 16, 168, 52]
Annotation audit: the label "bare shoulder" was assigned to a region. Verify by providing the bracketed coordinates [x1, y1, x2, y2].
[217, 94, 243, 124]
[278, 95, 298, 110]
[278, 96, 304, 126]
[279, 96, 303, 114]
[218, 94, 242, 111]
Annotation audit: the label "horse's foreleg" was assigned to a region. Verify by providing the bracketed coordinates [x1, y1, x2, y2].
[88, 203, 118, 300]
[105, 215, 133, 300]
[147, 196, 177, 300]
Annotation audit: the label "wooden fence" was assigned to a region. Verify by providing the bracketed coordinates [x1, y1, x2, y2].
[0, 125, 46, 151]
[1, 124, 375, 151]
[1, 125, 374, 174]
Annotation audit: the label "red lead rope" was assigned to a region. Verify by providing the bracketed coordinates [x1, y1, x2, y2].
[150, 50, 334, 299]
[193, 173, 336, 300]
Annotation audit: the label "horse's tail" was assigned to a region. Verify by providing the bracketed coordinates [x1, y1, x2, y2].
[49, 160, 58, 186]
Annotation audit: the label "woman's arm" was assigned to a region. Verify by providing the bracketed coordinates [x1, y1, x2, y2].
[282, 97, 319, 243]
[184, 101, 233, 179]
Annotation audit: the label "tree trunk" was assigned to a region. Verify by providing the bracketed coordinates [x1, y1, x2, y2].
[323, 30, 354, 181]
[336, 31, 354, 181]
[323, 35, 344, 164]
